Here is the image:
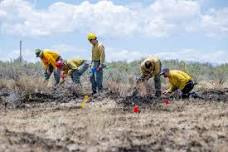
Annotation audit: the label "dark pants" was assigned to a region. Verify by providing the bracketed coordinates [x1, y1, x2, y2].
[71, 62, 89, 84]
[181, 80, 194, 98]
[90, 61, 103, 94]
[154, 61, 162, 97]
[44, 65, 60, 85]
[44, 57, 62, 85]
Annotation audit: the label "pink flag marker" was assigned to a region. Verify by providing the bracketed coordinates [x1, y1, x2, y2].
[133, 104, 140, 113]
[163, 99, 170, 105]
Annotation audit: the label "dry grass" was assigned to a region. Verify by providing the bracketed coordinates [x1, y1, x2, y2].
[0, 75, 49, 92]
[106, 76, 156, 97]
[0, 61, 227, 151]
[0, 99, 227, 151]
[197, 80, 227, 90]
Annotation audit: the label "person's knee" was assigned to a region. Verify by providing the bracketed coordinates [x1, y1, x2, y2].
[183, 84, 194, 94]
[84, 63, 89, 69]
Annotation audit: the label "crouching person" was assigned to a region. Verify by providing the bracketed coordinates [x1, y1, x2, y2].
[56, 58, 89, 84]
[137, 56, 162, 97]
[35, 49, 62, 85]
[160, 68, 194, 99]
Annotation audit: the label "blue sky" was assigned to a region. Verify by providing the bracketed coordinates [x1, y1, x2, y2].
[0, 0, 228, 64]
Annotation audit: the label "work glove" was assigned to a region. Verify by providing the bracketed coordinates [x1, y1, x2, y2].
[59, 79, 65, 85]
[162, 90, 170, 95]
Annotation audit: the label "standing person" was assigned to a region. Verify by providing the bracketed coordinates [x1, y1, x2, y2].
[160, 68, 194, 98]
[87, 33, 105, 95]
[35, 49, 62, 85]
[55, 58, 89, 84]
[137, 56, 162, 97]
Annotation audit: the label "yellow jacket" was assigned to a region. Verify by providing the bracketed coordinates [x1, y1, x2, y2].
[140, 56, 161, 79]
[167, 70, 192, 92]
[63, 58, 85, 76]
[41, 49, 60, 69]
[92, 42, 105, 64]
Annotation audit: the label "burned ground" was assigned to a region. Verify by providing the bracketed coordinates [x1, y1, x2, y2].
[0, 87, 227, 152]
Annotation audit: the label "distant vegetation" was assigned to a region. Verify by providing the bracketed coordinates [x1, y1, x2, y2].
[105, 59, 228, 84]
[0, 59, 227, 96]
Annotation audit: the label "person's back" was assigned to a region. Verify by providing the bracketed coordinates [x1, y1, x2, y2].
[168, 70, 192, 90]
[140, 56, 161, 76]
[58, 58, 88, 84]
[161, 69, 194, 98]
[41, 49, 60, 69]
[67, 58, 85, 70]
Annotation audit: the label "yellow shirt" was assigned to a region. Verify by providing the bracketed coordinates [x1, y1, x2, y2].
[63, 58, 84, 75]
[140, 56, 161, 79]
[41, 49, 60, 69]
[92, 42, 105, 64]
[167, 70, 192, 92]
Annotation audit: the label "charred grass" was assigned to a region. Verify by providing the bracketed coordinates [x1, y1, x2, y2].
[0, 61, 227, 151]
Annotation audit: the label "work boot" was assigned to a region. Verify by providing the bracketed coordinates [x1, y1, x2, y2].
[92, 91, 97, 96]
[181, 93, 190, 99]
[98, 88, 103, 94]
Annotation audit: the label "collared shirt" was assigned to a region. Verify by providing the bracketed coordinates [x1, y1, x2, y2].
[167, 70, 192, 92]
[92, 42, 105, 64]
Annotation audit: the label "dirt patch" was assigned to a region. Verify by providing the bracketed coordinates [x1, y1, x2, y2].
[2, 129, 69, 152]
[0, 100, 227, 152]
[200, 88, 228, 102]
[0, 87, 228, 151]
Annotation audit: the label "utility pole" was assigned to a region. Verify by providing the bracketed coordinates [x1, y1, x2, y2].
[19, 40, 22, 63]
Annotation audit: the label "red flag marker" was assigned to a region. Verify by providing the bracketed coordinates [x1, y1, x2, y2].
[163, 99, 170, 105]
[133, 104, 140, 113]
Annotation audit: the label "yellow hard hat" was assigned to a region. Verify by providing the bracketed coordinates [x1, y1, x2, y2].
[87, 32, 97, 41]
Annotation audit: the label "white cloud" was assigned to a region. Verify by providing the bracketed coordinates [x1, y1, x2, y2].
[0, 0, 138, 36]
[106, 48, 147, 62]
[154, 49, 228, 64]
[0, 48, 36, 62]
[2, 0, 227, 38]
[0, 45, 227, 64]
[201, 8, 228, 37]
[143, 0, 201, 36]
[0, 9, 6, 17]
[50, 44, 90, 60]
[0, 0, 77, 36]
[43, 45, 147, 62]
[0, 0, 206, 37]
[107, 48, 228, 64]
